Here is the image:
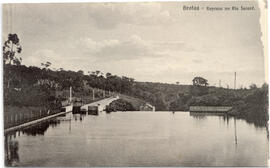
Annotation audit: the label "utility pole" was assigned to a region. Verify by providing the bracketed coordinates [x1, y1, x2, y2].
[69, 86, 72, 103]
[234, 72, 237, 90]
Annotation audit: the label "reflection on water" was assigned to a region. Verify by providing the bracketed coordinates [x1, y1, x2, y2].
[5, 136, 19, 167]
[190, 112, 239, 147]
[4, 111, 269, 167]
[73, 114, 86, 122]
[22, 119, 60, 136]
[4, 119, 63, 166]
[234, 117, 238, 147]
[189, 112, 207, 120]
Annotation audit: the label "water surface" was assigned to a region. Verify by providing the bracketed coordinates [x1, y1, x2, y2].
[5, 112, 269, 167]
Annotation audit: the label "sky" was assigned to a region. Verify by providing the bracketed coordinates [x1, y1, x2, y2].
[2, 1, 268, 88]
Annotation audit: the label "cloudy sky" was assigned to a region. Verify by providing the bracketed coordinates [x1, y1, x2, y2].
[2, 1, 267, 88]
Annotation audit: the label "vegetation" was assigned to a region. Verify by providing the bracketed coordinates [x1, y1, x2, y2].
[118, 94, 145, 110]
[3, 33, 22, 65]
[4, 63, 268, 126]
[105, 99, 135, 112]
[228, 84, 268, 126]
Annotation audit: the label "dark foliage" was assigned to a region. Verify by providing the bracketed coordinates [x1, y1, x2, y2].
[106, 99, 135, 112]
[4, 64, 268, 127]
[3, 34, 22, 65]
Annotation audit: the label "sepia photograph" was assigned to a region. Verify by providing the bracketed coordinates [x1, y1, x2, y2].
[1, 0, 269, 167]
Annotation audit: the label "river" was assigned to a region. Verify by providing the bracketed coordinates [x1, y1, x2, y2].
[4, 111, 269, 167]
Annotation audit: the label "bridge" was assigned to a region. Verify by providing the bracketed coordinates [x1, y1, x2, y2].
[80, 96, 119, 112]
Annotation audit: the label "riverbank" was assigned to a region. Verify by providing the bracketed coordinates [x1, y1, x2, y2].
[4, 97, 116, 131]
[130, 84, 268, 127]
[4, 105, 61, 129]
[4, 109, 71, 134]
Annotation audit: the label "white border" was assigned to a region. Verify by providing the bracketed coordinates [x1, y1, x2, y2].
[0, 0, 269, 168]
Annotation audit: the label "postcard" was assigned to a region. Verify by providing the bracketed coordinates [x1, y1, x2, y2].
[2, 0, 269, 167]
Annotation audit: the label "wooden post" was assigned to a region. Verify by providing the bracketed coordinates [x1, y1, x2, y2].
[93, 88, 95, 100]
[70, 86, 72, 104]
[11, 114, 13, 126]
[15, 114, 17, 124]
[4, 116, 7, 128]
[7, 115, 9, 126]
[10, 114, 13, 124]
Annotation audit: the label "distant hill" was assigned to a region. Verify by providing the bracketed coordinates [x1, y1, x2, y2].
[129, 82, 190, 110]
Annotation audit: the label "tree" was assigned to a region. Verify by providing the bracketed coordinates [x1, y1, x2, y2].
[106, 72, 112, 78]
[95, 70, 100, 76]
[176, 82, 179, 85]
[77, 70, 84, 75]
[249, 83, 257, 90]
[192, 77, 209, 86]
[261, 83, 268, 90]
[3, 34, 23, 89]
[3, 34, 22, 65]
[41, 61, 52, 70]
